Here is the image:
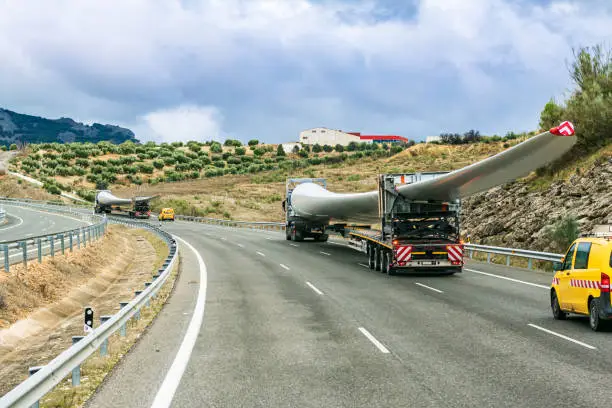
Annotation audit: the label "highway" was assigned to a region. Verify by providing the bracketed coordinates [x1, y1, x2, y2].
[82, 219, 612, 408]
[0, 204, 90, 242]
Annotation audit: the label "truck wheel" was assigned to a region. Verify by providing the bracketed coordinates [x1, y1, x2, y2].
[368, 246, 375, 269]
[384, 252, 395, 276]
[375, 248, 382, 272]
[315, 234, 328, 242]
[551, 290, 567, 320]
[286, 229, 292, 241]
[294, 229, 304, 242]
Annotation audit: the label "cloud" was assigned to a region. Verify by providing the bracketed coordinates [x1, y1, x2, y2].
[0, 0, 610, 142]
[136, 105, 224, 143]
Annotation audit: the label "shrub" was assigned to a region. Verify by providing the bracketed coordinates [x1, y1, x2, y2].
[312, 143, 322, 153]
[277, 145, 286, 156]
[334, 144, 344, 152]
[153, 160, 165, 169]
[9, 143, 17, 151]
[210, 143, 223, 153]
[253, 148, 266, 156]
[347, 141, 358, 151]
[248, 139, 259, 146]
[235, 147, 246, 156]
[298, 149, 309, 158]
[138, 163, 155, 174]
[164, 157, 177, 166]
[544, 215, 580, 252]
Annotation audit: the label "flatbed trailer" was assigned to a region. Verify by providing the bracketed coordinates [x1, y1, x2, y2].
[284, 173, 465, 275]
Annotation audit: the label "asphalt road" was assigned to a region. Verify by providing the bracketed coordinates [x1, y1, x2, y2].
[87, 220, 612, 407]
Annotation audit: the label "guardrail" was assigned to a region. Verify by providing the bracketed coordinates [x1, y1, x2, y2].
[0, 215, 178, 408]
[174, 214, 285, 231]
[0, 199, 106, 272]
[464, 243, 563, 270]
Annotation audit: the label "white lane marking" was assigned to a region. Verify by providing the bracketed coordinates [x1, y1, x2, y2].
[289, 243, 299, 247]
[220, 237, 227, 241]
[266, 237, 272, 240]
[306, 281, 324, 295]
[358, 327, 390, 354]
[320, 251, 331, 256]
[527, 323, 596, 350]
[237, 243, 245, 248]
[465, 268, 549, 290]
[280, 264, 290, 270]
[0, 214, 24, 231]
[415, 282, 444, 294]
[151, 236, 208, 408]
[256, 251, 266, 257]
[358, 263, 369, 268]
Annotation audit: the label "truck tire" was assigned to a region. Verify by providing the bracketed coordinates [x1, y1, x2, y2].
[293, 229, 304, 242]
[286, 229, 292, 240]
[315, 234, 328, 242]
[375, 248, 382, 272]
[384, 252, 395, 276]
[368, 246, 375, 269]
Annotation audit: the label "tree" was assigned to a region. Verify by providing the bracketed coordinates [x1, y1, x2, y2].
[347, 141, 358, 151]
[298, 149, 309, 158]
[323, 144, 333, 153]
[302, 144, 311, 153]
[545, 215, 580, 252]
[292, 145, 300, 154]
[334, 144, 344, 152]
[95, 180, 108, 190]
[248, 139, 259, 146]
[253, 148, 265, 156]
[277, 144, 286, 156]
[235, 147, 246, 156]
[539, 99, 565, 132]
[9, 143, 17, 151]
[312, 143, 322, 153]
[463, 130, 482, 143]
[210, 143, 223, 153]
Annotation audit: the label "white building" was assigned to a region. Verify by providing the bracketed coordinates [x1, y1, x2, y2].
[425, 135, 442, 143]
[299, 127, 371, 146]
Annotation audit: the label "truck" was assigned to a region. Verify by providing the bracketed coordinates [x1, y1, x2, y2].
[94, 190, 153, 219]
[282, 173, 464, 275]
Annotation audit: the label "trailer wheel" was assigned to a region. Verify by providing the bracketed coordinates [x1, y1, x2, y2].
[286, 227, 292, 241]
[315, 234, 328, 242]
[375, 248, 382, 272]
[384, 252, 395, 276]
[368, 246, 376, 269]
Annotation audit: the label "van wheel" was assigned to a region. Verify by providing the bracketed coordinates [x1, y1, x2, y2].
[551, 291, 567, 320]
[589, 299, 605, 331]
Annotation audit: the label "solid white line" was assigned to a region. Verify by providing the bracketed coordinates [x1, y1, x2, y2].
[256, 251, 266, 257]
[280, 264, 290, 270]
[237, 243, 245, 248]
[289, 243, 299, 247]
[415, 282, 444, 293]
[527, 323, 596, 350]
[465, 268, 549, 290]
[358, 263, 369, 268]
[306, 281, 324, 295]
[320, 251, 331, 256]
[266, 237, 272, 240]
[0, 214, 24, 231]
[358, 327, 390, 354]
[150, 236, 208, 408]
[220, 237, 227, 241]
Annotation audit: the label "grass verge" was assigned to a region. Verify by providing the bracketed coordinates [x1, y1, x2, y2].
[38, 231, 179, 408]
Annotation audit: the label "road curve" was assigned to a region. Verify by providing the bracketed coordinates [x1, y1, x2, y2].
[86, 221, 612, 407]
[0, 204, 90, 242]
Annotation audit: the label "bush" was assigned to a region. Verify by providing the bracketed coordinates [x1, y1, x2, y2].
[153, 160, 165, 169]
[163, 157, 177, 166]
[323, 144, 333, 153]
[188, 143, 201, 152]
[138, 163, 155, 174]
[276, 145, 286, 156]
[298, 149, 309, 158]
[312, 143, 322, 153]
[253, 148, 266, 156]
[334, 144, 344, 152]
[248, 139, 259, 146]
[347, 141, 358, 151]
[9, 143, 17, 151]
[544, 215, 580, 252]
[210, 143, 223, 153]
[235, 147, 246, 156]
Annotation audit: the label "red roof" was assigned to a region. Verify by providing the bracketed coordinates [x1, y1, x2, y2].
[358, 135, 409, 142]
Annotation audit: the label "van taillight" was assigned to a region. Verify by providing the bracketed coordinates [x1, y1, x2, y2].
[601, 273, 610, 292]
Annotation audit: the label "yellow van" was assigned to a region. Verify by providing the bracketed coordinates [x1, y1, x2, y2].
[551, 235, 612, 331]
[158, 208, 175, 221]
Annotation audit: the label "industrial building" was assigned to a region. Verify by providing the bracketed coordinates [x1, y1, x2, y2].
[299, 127, 409, 146]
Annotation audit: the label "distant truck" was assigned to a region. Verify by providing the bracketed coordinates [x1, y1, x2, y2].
[94, 190, 153, 219]
[283, 174, 464, 275]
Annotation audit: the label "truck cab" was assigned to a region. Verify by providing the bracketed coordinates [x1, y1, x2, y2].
[283, 178, 329, 242]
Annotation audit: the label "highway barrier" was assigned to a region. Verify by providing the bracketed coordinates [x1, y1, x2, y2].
[0, 216, 178, 408]
[174, 214, 285, 231]
[0, 199, 106, 272]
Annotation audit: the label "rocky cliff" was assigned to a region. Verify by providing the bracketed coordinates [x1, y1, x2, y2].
[0, 108, 138, 146]
[462, 156, 612, 253]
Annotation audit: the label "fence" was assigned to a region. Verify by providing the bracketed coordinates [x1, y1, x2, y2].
[0, 212, 178, 408]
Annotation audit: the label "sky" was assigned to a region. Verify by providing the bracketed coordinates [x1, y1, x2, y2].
[0, 0, 610, 143]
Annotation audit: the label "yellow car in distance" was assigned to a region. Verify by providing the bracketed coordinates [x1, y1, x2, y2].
[158, 208, 175, 221]
[551, 233, 612, 331]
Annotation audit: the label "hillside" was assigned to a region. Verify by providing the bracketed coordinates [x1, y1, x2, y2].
[0, 108, 137, 147]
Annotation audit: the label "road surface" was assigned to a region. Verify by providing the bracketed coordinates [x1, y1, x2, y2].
[86, 220, 612, 407]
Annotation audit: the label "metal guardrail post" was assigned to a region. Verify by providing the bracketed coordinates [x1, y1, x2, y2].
[3, 245, 8, 272]
[28, 366, 44, 408]
[119, 302, 129, 336]
[486, 253, 491, 263]
[69, 233, 74, 252]
[99, 316, 112, 356]
[77, 232, 81, 249]
[528, 258, 533, 270]
[71, 336, 84, 386]
[60, 234, 65, 255]
[21, 242, 27, 268]
[49, 236, 54, 258]
[144, 283, 152, 306]
[82, 228, 87, 247]
[134, 291, 142, 320]
[506, 255, 510, 266]
[37, 239, 42, 263]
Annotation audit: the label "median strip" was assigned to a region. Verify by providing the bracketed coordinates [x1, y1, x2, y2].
[358, 327, 390, 354]
[527, 323, 596, 350]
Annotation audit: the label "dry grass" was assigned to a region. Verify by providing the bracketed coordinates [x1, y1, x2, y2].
[0, 175, 56, 201]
